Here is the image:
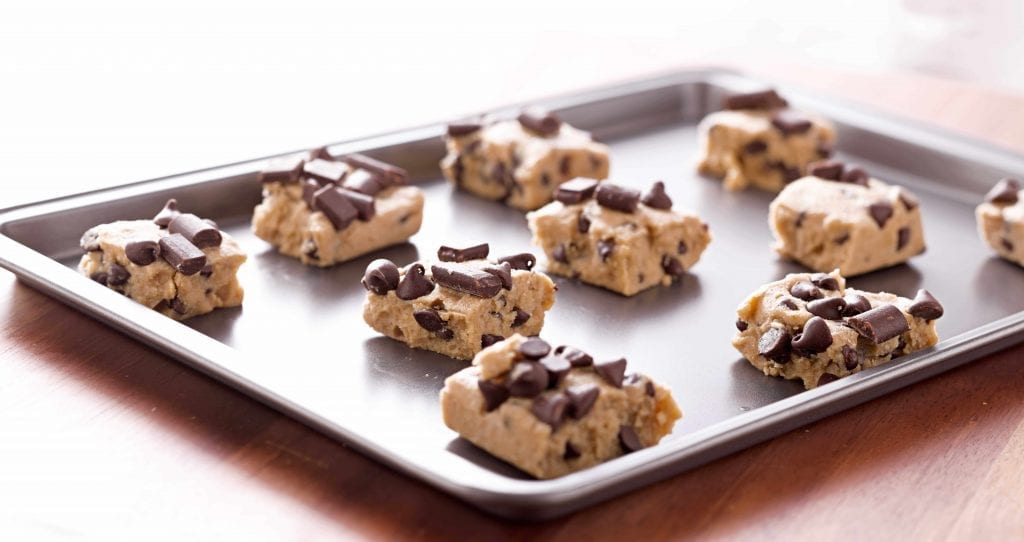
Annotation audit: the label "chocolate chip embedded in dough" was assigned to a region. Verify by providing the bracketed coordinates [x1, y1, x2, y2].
[159, 233, 207, 275]
[908, 289, 944, 321]
[619, 426, 644, 453]
[743, 139, 768, 154]
[340, 153, 408, 186]
[868, 202, 894, 228]
[153, 199, 181, 228]
[482, 262, 513, 290]
[724, 89, 788, 111]
[1003, 238, 1015, 252]
[597, 239, 614, 262]
[841, 166, 869, 186]
[313, 185, 359, 230]
[661, 255, 685, 279]
[478, 379, 509, 412]
[677, 241, 688, 255]
[497, 252, 536, 271]
[531, 393, 569, 429]
[413, 308, 446, 332]
[168, 213, 222, 249]
[771, 110, 813, 136]
[595, 183, 641, 213]
[89, 271, 108, 285]
[841, 293, 872, 317]
[808, 159, 844, 181]
[847, 304, 910, 344]
[564, 442, 581, 460]
[559, 155, 571, 176]
[447, 122, 482, 137]
[517, 108, 562, 136]
[200, 264, 213, 278]
[806, 297, 846, 320]
[511, 307, 530, 328]
[518, 337, 552, 360]
[565, 383, 599, 419]
[985, 178, 1021, 205]
[125, 239, 160, 266]
[817, 373, 839, 387]
[791, 281, 823, 301]
[736, 319, 749, 332]
[168, 297, 187, 315]
[395, 263, 434, 300]
[758, 328, 792, 363]
[897, 227, 911, 250]
[361, 259, 400, 295]
[577, 214, 591, 233]
[556, 346, 593, 367]
[554, 178, 599, 205]
[795, 211, 807, 229]
[594, 358, 627, 388]
[106, 263, 130, 286]
[480, 334, 505, 349]
[430, 262, 503, 298]
[810, 273, 839, 291]
[898, 189, 920, 211]
[437, 243, 489, 262]
[834, 232, 850, 245]
[508, 361, 549, 397]
[540, 355, 571, 387]
[552, 244, 569, 264]
[641, 181, 673, 210]
[791, 316, 833, 355]
[780, 298, 799, 310]
[842, 345, 861, 370]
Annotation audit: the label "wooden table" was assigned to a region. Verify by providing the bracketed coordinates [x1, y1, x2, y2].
[3, 66, 1023, 539]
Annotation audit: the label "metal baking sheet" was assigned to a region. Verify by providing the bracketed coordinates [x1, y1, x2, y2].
[2, 70, 1023, 520]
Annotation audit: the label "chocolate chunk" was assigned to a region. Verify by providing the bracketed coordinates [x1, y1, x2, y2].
[817, 142, 834, 158]
[771, 110, 812, 136]
[259, 155, 305, 183]
[899, 190, 919, 211]
[169, 297, 187, 315]
[153, 199, 180, 228]
[985, 178, 1021, 205]
[302, 178, 321, 209]
[841, 294, 872, 317]
[125, 239, 160, 266]
[791, 316, 833, 355]
[842, 345, 861, 370]
[595, 358, 627, 388]
[780, 298, 799, 310]
[577, 214, 591, 233]
[847, 304, 910, 344]
[566, 383, 599, 419]
[897, 227, 911, 250]
[678, 241, 688, 255]
[554, 178, 599, 204]
[619, 426, 643, 453]
[540, 355, 571, 387]
[519, 337, 551, 359]
[791, 281, 823, 301]
[305, 146, 333, 162]
[595, 183, 641, 213]
[1003, 238, 1015, 252]
[497, 253, 536, 271]
[482, 262, 513, 290]
[834, 232, 851, 245]
[481, 334, 505, 349]
[341, 169, 384, 196]
[817, 373, 839, 387]
[810, 273, 839, 291]
[641, 181, 672, 210]
[724, 89, 788, 111]
[806, 297, 846, 320]
[743, 139, 767, 154]
[841, 167, 869, 186]
[808, 159, 844, 181]
[200, 264, 213, 278]
[531, 393, 569, 429]
[564, 442, 581, 460]
[89, 271, 108, 285]
[559, 155, 571, 176]
[779, 164, 802, 183]
[395, 263, 434, 300]
[908, 289, 943, 321]
[552, 244, 569, 264]
[413, 309, 446, 332]
[661, 255, 685, 279]
[517, 108, 561, 136]
[511, 308, 530, 327]
[106, 263, 130, 286]
[341, 153, 408, 186]
[447, 122, 482, 137]
[597, 239, 614, 262]
[736, 319, 748, 332]
[304, 158, 348, 184]
[430, 263, 502, 298]
[337, 188, 375, 221]
[158, 233, 207, 275]
[168, 213, 222, 249]
[758, 328, 792, 363]
[868, 202, 893, 228]
[361, 259, 400, 295]
[437, 243, 489, 262]
[556, 346, 593, 367]
[794, 211, 807, 229]
[478, 379, 509, 412]
[313, 186, 359, 230]
[508, 362, 549, 397]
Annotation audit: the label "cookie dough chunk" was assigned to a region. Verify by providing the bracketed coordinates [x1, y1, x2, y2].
[252, 148, 425, 267]
[769, 162, 926, 276]
[732, 270, 943, 389]
[440, 334, 682, 479]
[976, 178, 1024, 266]
[526, 179, 711, 296]
[440, 109, 610, 211]
[697, 89, 836, 192]
[361, 244, 556, 360]
[78, 199, 246, 320]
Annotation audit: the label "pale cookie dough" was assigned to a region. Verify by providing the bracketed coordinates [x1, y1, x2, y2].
[526, 179, 711, 296]
[732, 270, 943, 389]
[252, 149, 424, 267]
[78, 200, 246, 320]
[440, 334, 682, 479]
[697, 89, 836, 192]
[441, 109, 610, 211]
[976, 178, 1024, 266]
[769, 162, 926, 276]
[361, 245, 556, 360]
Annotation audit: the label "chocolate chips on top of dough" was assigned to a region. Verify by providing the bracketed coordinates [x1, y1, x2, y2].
[438, 243, 489, 262]
[985, 178, 1021, 205]
[806, 159, 870, 187]
[554, 178, 599, 204]
[517, 108, 562, 136]
[724, 89, 789, 111]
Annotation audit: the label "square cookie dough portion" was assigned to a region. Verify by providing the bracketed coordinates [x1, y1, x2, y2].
[440, 334, 682, 479]
[976, 178, 1024, 266]
[361, 245, 556, 360]
[252, 149, 425, 267]
[440, 109, 610, 211]
[769, 163, 926, 277]
[78, 200, 246, 320]
[527, 179, 711, 296]
[732, 270, 943, 389]
[697, 89, 836, 192]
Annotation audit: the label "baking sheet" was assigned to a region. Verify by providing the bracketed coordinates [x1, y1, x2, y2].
[2, 70, 1023, 520]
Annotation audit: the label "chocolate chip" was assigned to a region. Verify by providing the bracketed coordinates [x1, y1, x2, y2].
[817, 373, 839, 387]
[985, 178, 1021, 205]
[780, 164, 802, 183]
[771, 110, 812, 136]
[168, 213, 222, 249]
[497, 253, 536, 271]
[897, 227, 911, 250]
[556, 346, 593, 367]
[478, 379, 509, 411]
[577, 214, 591, 233]
[105, 263, 130, 286]
[447, 122, 482, 137]
[1003, 238, 1015, 252]
[841, 294, 872, 317]
[847, 304, 910, 344]
[841, 167, 869, 186]
[517, 108, 561, 136]
[908, 289, 943, 321]
[413, 309, 446, 332]
[340, 153, 408, 186]
[566, 384, 599, 419]
[661, 255, 685, 279]
[808, 159, 844, 181]
[595, 183, 640, 213]
[337, 188, 375, 221]
[806, 297, 846, 320]
[743, 139, 767, 154]
[481, 334, 504, 349]
[302, 178, 321, 210]
[395, 263, 434, 300]
[531, 393, 569, 429]
[794, 211, 807, 228]
[508, 362, 548, 397]
[431, 263, 502, 298]
[554, 178, 599, 205]
[724, 89, 788, 111]
[303, 158, 348, 184]
[899, 189, 919, 211]
[842, 345, 860, 370]
[645, 380, 655, 397]
[791, 281, 823, 301]
[552, 244, 568, 264]
[791, 316, 833, 355]
[868, 202, 893, 228]
[342, 169, 384, 196]
[482, 262, 513, 290]
[641, 181, 672, 210]
[834, 232, 850, 245]
[758, 328, 792, 363]
[817, 142, 834, 158]
[619, 426, 644, 453]
[677, 241, 688, 255]
[511, 308, 530, 327]
[259, 155, 305, 183]
[540, 355, 571, 387]
[597, 239, 614, 262]
[200, 264, 213, 278]
[437, 243, 489, 262]
[519, 337, 551, 359]
[167, 297, 187, 315]
[810, 273, 839, 291]
[736, 319, 748, 332]
[153, 199, 180, 228]
[125, 239, 160, 266]
[594, 358, 627, 388]
[558, 155, 572, 176]
[313, 186, 359, 230]
[452, 157, 464, 186]
[90, 271, 108, 285]
[159, 233, 207, 275]
[564, 442, 581, 460]
[780, 298, 799, 310]
[361, 259, 400, 295]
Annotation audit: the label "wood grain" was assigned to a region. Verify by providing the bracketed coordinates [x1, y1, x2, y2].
[2, 66, 1024, 540]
